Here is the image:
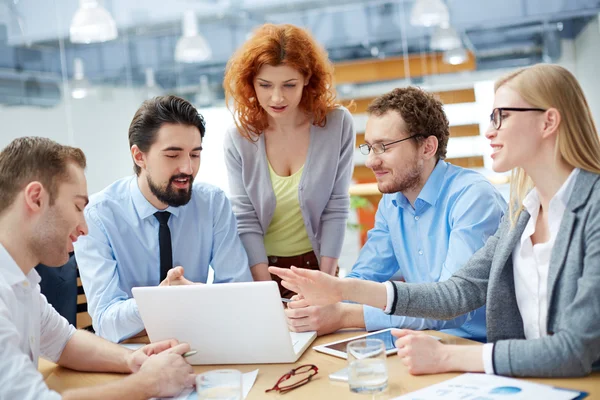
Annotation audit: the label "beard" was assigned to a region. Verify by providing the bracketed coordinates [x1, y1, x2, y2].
[378, 161, 423, 194]
[147, 173, 194, 207]
[31, 206, 71, 267]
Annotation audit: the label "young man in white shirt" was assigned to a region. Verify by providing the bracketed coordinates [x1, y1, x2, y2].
[0, 137, 196, 399]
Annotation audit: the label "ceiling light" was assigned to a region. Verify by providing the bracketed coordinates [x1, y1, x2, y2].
[410, 0, 450, 27]
[443, 47, 468, 65]
[71, 58, 91, 99]
[70, 0, 118, 44]
[430, 24, 462, 51]
[175, 10, 212, 63]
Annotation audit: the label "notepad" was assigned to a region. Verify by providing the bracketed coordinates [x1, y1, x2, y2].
[392, 373, 587, 400]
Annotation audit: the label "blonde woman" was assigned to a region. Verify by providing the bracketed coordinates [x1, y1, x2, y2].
[270, 64, 600, 377]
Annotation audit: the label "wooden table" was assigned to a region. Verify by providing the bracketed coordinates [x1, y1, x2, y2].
[39, 330, 600, 399]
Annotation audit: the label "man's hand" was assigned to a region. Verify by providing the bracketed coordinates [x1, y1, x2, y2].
[138, 343, 196, 398]
[285, 301, 345, 336]
[159, 266, 200, 286]
[126, 338, 180, 373]
[268, 266, 343, 306]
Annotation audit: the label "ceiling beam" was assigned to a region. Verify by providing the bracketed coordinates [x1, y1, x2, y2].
[333, 51, 477, 85]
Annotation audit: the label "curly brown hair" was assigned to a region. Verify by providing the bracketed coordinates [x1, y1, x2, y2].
[223, 23, 337, 140]
[367, 87, 449, 160]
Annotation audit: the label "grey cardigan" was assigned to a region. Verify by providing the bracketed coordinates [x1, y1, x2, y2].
[224, 107, 356, 266]
[390, 170, 600, 377]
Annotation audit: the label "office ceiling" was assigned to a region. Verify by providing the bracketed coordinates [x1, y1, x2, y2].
[1, 0, 599, 106]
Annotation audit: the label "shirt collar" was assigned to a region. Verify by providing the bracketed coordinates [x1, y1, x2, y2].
[417, 160, 448, 207]
[130, 176, 182, 220]
[0, 244, 41, 287]
[554, 168, 579, 207]
[392, 160, 447, 211]
[522, 168, 580, 215]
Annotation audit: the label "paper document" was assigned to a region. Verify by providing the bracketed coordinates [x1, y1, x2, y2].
[153, 369, 259, 400]
[392, 373, 585, 400]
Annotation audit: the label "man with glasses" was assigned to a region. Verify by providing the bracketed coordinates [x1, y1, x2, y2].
[285, 87, 506, 341]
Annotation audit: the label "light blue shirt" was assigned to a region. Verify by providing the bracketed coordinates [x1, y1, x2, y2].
[347, 161, 506, 341]
[74, 176, 252, 343]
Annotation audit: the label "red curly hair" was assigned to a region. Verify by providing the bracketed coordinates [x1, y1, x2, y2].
[223, 23, 338, 140]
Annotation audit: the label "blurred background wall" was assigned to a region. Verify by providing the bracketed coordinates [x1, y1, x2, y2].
[2, 0, 600, 273]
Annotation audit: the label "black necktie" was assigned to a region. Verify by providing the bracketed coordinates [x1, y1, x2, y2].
[154, 211, 172, 282]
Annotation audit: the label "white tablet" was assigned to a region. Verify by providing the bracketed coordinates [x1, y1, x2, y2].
[313, 328, 441, 359]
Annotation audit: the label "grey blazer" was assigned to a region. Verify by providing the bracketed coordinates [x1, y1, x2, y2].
[224, 107, 356, 267]
[390, 170, 600, 377]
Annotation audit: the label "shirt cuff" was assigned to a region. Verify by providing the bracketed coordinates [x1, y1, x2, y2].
[383, 281, 394, 314]
[482, 343, 495, 374]
[364, 305, 393, 332]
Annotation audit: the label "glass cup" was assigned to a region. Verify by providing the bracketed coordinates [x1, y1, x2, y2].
[196, 369, 243, 400]
[347, 338, 388, 394]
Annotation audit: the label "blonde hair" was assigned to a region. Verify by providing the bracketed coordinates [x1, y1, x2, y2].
[494, 64, 600, 224]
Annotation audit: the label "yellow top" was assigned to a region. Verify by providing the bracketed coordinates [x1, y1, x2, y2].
[264, 162, 313, 257]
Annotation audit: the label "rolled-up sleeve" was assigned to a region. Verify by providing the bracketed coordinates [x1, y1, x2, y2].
[0, 297, 62, 400]
[39, 292, 76, 362]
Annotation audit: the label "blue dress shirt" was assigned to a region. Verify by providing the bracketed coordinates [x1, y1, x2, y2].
[347, 161, 506, 341]
[74, 176, 252, 342]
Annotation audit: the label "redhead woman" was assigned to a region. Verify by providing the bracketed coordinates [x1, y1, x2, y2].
[270, 64, 600, 377]
[223, 24, 355, 298]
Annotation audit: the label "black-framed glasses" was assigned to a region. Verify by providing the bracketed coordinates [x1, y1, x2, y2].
[265, 364, 318, 394]
[359, 134, 421, 155]
[490, 107, 546, 130]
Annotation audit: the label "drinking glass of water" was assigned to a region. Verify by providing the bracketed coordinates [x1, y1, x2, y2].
[347, 338, 388, 394]
[196, 369, 242, 400]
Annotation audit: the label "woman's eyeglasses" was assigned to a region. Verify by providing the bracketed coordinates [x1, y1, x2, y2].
[265, 364, 318, 394]
[490, 107, 546, 129]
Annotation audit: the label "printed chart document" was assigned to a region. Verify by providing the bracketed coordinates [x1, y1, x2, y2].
[392, 373, 586, 400]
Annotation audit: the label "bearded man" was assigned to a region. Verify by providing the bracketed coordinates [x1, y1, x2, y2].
[283, 87, 506, 342]
[74, 96, 252, 343]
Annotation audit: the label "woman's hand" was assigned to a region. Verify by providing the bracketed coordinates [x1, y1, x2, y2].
[268, 266, 343, 306]
[392, 329, 450, 375]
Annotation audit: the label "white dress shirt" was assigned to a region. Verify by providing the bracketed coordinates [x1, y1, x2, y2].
[0, 244, 76, 399]
[482, 168, 579, 374]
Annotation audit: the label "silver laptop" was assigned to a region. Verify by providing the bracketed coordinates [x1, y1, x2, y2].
[132, 281, 317, 365]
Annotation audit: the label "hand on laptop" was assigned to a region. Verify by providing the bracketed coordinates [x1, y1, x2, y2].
[285, 298, 346, 336]
[137, 342, 196, 397]
[159, 266, 202, 286]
